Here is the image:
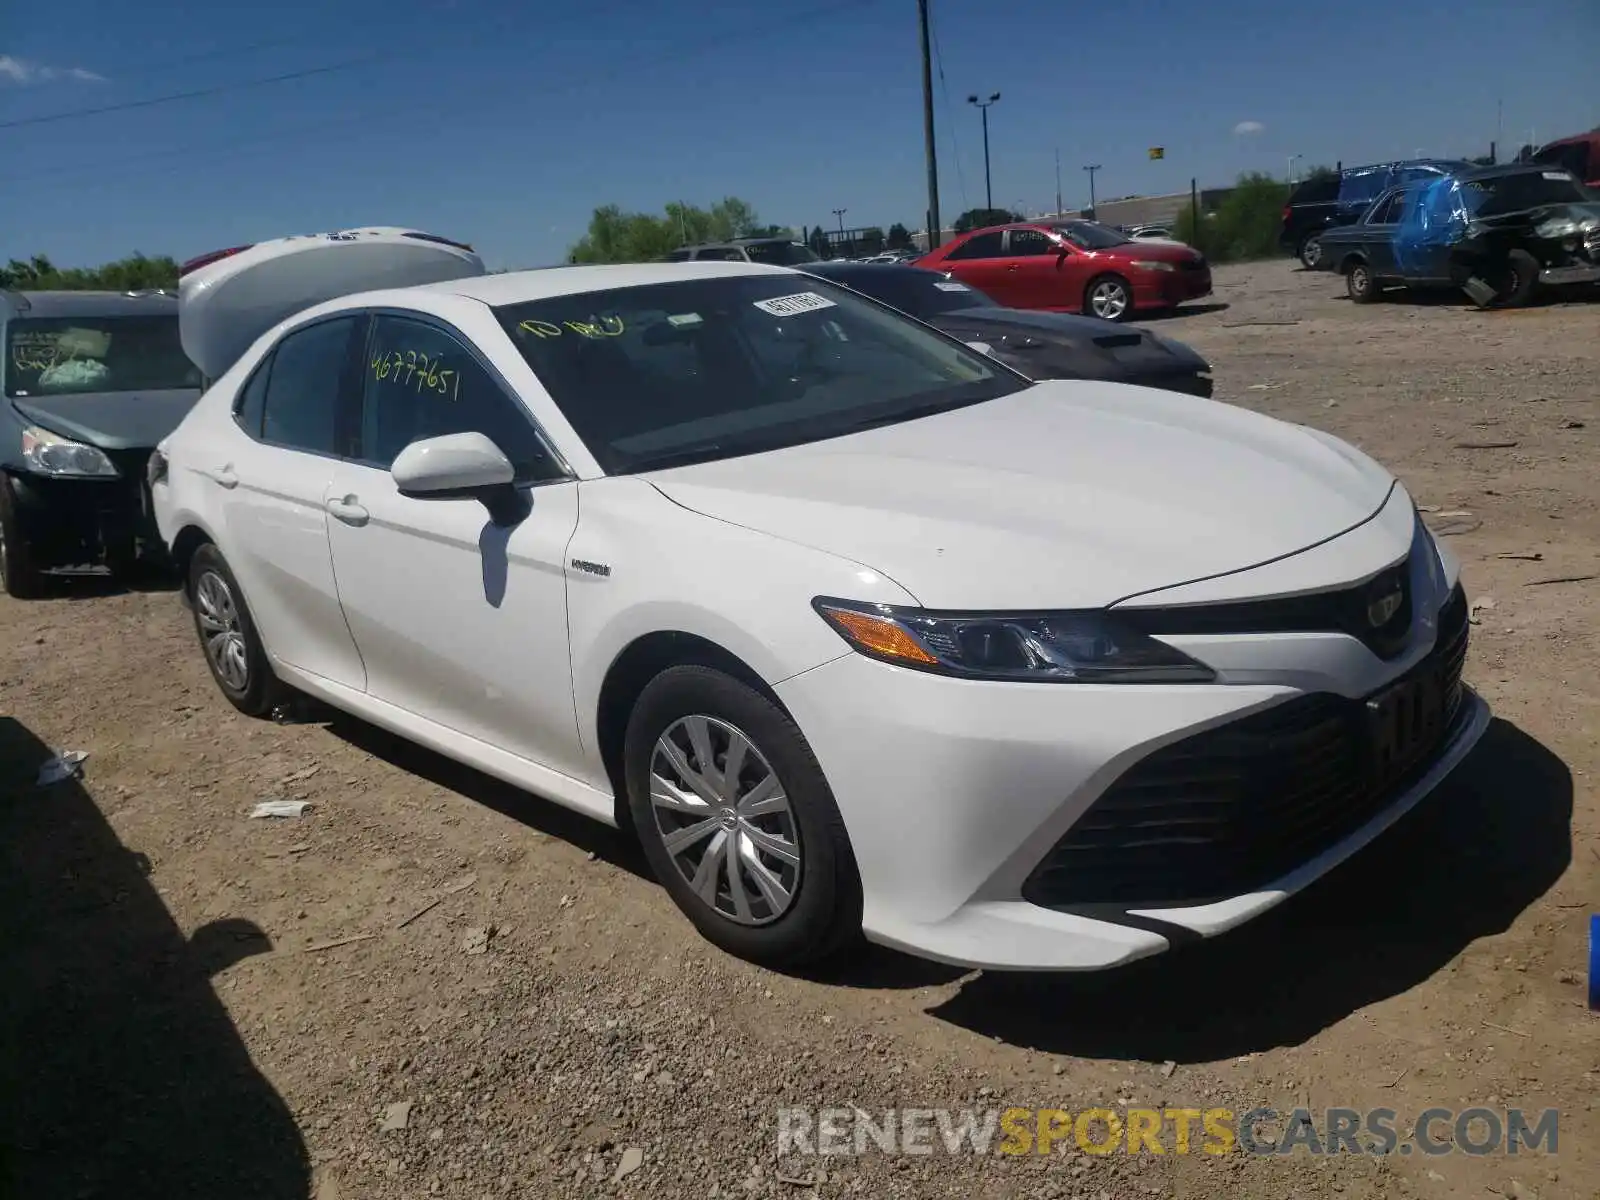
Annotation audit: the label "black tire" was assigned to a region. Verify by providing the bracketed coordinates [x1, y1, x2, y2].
[187, 543, 286, 717]
[1496, 249, 1540, 308]
[0, 476, 47, 599]
[1084, 273, 1135, 322]
[1298, 235, 1324, 270]
[623, 665, 862, 967]
[1346, 259, 1380, 304]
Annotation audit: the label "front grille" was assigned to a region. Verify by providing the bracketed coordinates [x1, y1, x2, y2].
[1116, 556, 1414, 660]
[1022, 585, 1469, 910]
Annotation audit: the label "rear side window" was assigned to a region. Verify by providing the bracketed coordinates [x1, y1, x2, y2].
[945, 231, 1005, 260]
[1288, 176, 1339, 205]
[233, 359, 270, 436]
[359, 314, 559, 479]
[261, 317, 360, 456]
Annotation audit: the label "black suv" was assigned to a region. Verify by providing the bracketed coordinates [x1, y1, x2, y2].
[1, 289, 202, 596]
[664, 237, 821, 265]
[1280, 160, 1470, 269]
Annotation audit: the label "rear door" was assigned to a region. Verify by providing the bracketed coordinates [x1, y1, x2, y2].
[320, 310, 587, 779]
[1361, 190, 1408, 278]
[217, 315, 368, 690]
[935, 230, 1010, 301]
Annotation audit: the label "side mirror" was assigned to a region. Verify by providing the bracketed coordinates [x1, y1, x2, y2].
[391, 432, 528, 525]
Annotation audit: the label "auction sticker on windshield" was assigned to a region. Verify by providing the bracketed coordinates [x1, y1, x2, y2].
[753, 292, 836, 317]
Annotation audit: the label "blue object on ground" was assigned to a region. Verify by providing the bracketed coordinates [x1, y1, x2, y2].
[1590, 914, 1599, 1011]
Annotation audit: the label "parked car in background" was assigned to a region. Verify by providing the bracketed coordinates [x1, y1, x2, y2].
[1531, 130, 1600, 190]
[665, 238, 820, 265]
[1, 288, 202, 595]
[155, 236, 1486, 973]
[804, 261, 1212, 396]
[915, 220, 1211, 322]
[1280, 159, 1470, 270]
[1120, 224, 1181, 244]
[1316, 163, 1600, 307]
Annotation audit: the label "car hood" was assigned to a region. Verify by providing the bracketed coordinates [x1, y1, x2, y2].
[11, 389, 203, 451]
[647, 381, 1394, 609]
[929, 308, 1209, 378]
[932, 306, 1126, 339]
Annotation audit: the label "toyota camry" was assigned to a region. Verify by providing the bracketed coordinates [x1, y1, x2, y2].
[151, 233, 1487, 971]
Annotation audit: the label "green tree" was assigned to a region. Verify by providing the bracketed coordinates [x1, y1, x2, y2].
[886, 222, 914, 250]
[567, 197, 769, 264]
[953, 207, 1022, 234]
[1, 252, 179, 291]
[1172, 171, 1295, 263]
[1305, 164, 1337, 182]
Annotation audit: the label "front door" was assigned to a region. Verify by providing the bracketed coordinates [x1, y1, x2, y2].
[321, 312, 587, 780]
[1002, 227, 1079, 309]
[216, 314, 368, 690]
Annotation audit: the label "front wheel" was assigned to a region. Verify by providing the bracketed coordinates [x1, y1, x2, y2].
[0, 476, 46, 599]
[624, 665, 862, 967]
[1496, 249, 1540, 308]
[1085, 274, 1134, 322]
[187, 543, 286, 716]
[1298, 235, 1324, 270]
[1346, 260, 1380, 304]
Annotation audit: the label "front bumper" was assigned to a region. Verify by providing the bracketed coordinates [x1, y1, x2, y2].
[775, 562, 1486, 971]
[5, 449, 162, 570]
[1539, 262, 1600, 286]
[1132, 267, 1213, 310]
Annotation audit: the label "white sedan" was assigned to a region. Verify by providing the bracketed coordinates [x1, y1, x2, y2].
[152, 237, 1489, 971]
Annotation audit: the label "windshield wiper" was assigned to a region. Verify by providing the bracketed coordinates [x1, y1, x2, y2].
[834, 397, 973, 435]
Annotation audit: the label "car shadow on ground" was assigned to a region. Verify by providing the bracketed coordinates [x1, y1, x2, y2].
[923, 717, 1572, 1061]
[0, 717, 309, 1200]
[318, 708, 653, 882]
[33, 567, 182, 602]
[1136, 301, 1229, 322]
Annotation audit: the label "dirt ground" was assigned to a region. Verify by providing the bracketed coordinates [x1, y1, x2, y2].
[2, 259, 1597, 1200]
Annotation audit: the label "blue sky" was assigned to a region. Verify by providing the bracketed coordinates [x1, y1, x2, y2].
[3, 0, 1596, 270]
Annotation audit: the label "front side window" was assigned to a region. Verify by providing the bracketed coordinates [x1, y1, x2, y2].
[945, 231, 1005, 260]
[1008, 228, 1059, 256]
[4, 314, 200, 398]
[260, 317, 360, 456]
[359, 315, 558, 478]
[494, 276, 1024, 474]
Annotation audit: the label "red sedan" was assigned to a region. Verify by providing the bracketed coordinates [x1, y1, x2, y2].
[916, 220, 1212, 322]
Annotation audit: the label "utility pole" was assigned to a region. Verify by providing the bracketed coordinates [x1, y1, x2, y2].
[917, 0, 941, 250]
[968, 92, 1001, 210]
[1054, 147, 1063, 216]
[832, 208, 847, 236]
[1083, 164, 1101, 216]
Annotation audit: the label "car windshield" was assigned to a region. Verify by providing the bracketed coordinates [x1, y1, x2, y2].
[1460, 170, 1589, 216]
[1049, 222, 1130, 250]
[740, 241, 821, 265]
[4, 314, 200, 398]
[820, 268, 998, 318]
[494, 275, 1023, 474]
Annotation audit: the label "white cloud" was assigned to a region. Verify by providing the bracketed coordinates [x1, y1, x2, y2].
[1233, 120, 1265, 136]
[0, 55, 106, 85]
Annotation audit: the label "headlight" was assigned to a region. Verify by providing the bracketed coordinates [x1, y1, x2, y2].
[1131, 260, 1176, 273]
[813, 598, 1215, 683]
[21, 426, 118, 478]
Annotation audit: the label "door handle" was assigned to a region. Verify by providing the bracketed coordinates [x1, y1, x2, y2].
[326, 496, 370, 527]
[204, 465, 238, 489]
[1007, 264, 1020, 271]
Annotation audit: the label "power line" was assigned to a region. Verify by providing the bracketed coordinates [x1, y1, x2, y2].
[13, 0, 883, 195]
[0, 57, 387, 131]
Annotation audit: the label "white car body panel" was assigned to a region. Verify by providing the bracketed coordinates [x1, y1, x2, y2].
[152, 249, 1489, 972]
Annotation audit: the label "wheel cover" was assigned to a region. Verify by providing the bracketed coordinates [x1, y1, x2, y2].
[1352, 267, 1369, 292]
[0, 520, 8, 587]
[649, 715, 800, 926]
[1303, 238, 1322, 267]
[195, 569, 250, 691]
[1089, 280, 1129, 319]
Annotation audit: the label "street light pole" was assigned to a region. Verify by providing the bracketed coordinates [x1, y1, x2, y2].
[1083, 164, 1101, 216]
[917, 0, 941, 250]
[1287, 154, 1302, 186]
[832, 208, 847, 236]
[967, 91, 1001, 210]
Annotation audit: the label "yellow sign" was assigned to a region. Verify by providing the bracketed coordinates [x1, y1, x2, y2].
[1148, 147, 1165, 160]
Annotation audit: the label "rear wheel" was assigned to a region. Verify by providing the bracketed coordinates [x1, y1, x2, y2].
[1298, 235, 1324, 270]
[1085, 274, 1134, 322]
[0, 476, 46, 599]
[624, 665, 862, 967]
[187, 543, 286, 716]
[1346, 259, 1380, 304]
